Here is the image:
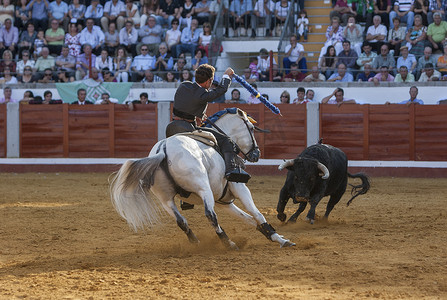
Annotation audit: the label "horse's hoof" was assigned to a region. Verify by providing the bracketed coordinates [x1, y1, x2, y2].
[286, 218, 297, 224]
[306, 217, 315, 224]
[280, 240, 296, 248]
[227, 241, 239, 250]
[277, 213, 287, 222]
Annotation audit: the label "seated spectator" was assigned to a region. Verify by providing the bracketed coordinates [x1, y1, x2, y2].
[305, 89, 315, 102]
[75, 44, 97, 80]
[124, 0, 140, 28]
[357, 63, 375, 81]
[394, 65, 415, 82]
[366, 15, 387, 53]
[0, 49, 16, 73]
[387, 85, 423, 104]
[397, 45, 417, 74]
[343, 16, 363, 56]
[0, 66, 17, 84]
[179, 68, 193, 82]
[140, 0, 159, 28]
[330, 0, 354, 26]
[101, 0, 126, 32]
[102, 68, 117, 82]
[165, 70, 178, 82]
[158, 0, 179, 28]
[194, 0, 211, 25]
[374, 0, 392, 29]
[20, 90, 35, 104]
[118, 20, 137, 57]
[37, 67, 55, 83]
[18, 22, 37, 57]
[321, 87, 356, 105]
[246, 83, 262, 104]
[387, 17, 407, 58]
[68, 0, 86, 28]
[131, 44, 156, 81]
[303, 66, 326, 82]
[417, 46, 437, 76]
[49, 0, 69, 32]
[0, 86, 18, 103]
[372, 44, 396, 72]
[319, 17, 344, 62]
[95, 48, 114, 71]
[131, 92, 151, 104]
[0, 18, 19, 58]
[270, 64, 283, 82]
[80, 18, 105, 55]
[257, 47, 277, 81]
[65, 21, 81, 57]
[210, 0, 229, 32]
[357, 42, 377, 71]
[46, 19, 65, 55]
[33, 29, 46, 59]
[427, 12, 447, 52]
[319, 45, 337, 78]
[283, 34, 307, 74]
[85, 0, 104, 27]
[283, 63, 306, 82]
[242, 68, 257, 83]
[17, 56, 35, 77]
[191, 48, 208, 71]
[369, 65, 395, 84]
[56, 70, 74, 82]
[177, 0, 195, 29]
[427, 0, 444, 25]
[138, 15, 162, 56]
[405, 14, 428, 57]
[95, 92, 119, 104]
[274, 0, 290, 35]
[413, 0, 429, 26]
[280, 90, 291, 104]
[34, 47, 55, 77]
[252, 0, 275, 37]
[153, 42, 173, 79]
[83, 67, 104, 82]
[0, 0, 14, 26]
[71, 88, 93, 105]
[105, 22, 120, 56]
[248, 56, 259, 80]
[418, 62, 441, 81]
[389, 0, 414, 30]
[296, 10, 309, 42]
[437, 43, 447, 75]
[198, 22, 212, 57]
[55, 45, 76, 76]
[292, 87, 306, 104]
[229, 0, 253, 37]
[327, 62, 354, 82]
[173, 56, 187, 79]
[18, 66, 37, 83]
[42, 90, 62, 104]
[114, 46, 132, 82]
[165, 18, 181, 55]
[225, 88, 246, 104]
[15, 0, 32, 32]
[337, 40, 358, 72]
[27, 0, 49, 32]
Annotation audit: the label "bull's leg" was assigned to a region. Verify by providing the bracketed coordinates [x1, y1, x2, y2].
[201, 190, 238, 250]
[276, 185, 291, 222]
[287, 202, 307, 223]
[324, 189, 345, 219]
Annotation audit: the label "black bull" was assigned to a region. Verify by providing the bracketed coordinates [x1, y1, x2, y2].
[276, 144, 370, 224]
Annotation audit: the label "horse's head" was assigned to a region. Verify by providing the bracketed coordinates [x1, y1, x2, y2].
[215, 108, 260, 162]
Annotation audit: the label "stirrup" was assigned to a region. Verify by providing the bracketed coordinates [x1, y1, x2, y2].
[225, 168, 251, 183]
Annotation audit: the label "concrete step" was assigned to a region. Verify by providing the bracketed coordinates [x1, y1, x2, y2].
[303, 42, 325, 52]
[305, 7, 333, 15]
[304, 0, 333, 7]
[309, 23, 330, 33]
[308, 15, 331, 23]
[299, 33, 326, 43]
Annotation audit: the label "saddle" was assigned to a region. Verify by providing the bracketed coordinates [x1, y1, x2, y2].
[175, 130, 218, 147]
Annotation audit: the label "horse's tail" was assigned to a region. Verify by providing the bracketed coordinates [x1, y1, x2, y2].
[110, 151, 166, 232]
[346, 172, 371, 206]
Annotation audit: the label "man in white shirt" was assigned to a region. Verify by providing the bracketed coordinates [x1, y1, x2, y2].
[366, 15, 387, 53]
[257, 47, 277, 81]
[131, 45, 156, 82]
[283, 34, 306, 74]
[119, 20, 138, 57]
[418, 63, 441, 82]
[80, 18, 105, 55]
[101, 0, 126, 32]
[252, 0, 275, 37]
[95, 92, 119, 104]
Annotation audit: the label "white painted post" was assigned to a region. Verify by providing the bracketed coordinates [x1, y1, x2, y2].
[6, 102, 20, 158]
[306, 102, 320, 147]
[157, 101, 171, 141]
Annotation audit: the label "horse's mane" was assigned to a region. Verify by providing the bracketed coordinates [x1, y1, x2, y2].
[202, 108, 240, 128]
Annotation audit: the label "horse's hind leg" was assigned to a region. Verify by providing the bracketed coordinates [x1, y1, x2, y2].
[160, 198, 199, 244]
[201, 190, 238, 250]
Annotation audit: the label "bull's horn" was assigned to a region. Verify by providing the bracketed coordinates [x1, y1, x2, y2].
[317, 162, 330, 179]
[278, 159, 294, 170]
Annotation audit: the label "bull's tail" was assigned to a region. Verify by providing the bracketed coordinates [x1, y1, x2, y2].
[109, 150, 166, 232]
[346, 172, 370, 206]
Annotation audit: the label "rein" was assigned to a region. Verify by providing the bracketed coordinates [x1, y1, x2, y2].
[204, 115, 259, 161]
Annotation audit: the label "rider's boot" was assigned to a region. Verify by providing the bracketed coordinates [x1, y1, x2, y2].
[224, 152, 251, 183]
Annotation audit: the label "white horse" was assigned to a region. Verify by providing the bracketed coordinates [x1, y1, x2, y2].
[110, 108, 295, 249]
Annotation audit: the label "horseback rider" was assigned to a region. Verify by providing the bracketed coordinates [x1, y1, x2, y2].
[166, 64, 251, 183]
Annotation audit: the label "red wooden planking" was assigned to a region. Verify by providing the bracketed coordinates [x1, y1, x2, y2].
[0, 104, 6, 157]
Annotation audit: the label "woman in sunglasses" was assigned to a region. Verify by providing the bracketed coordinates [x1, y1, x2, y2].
[18, 66, 37, 83]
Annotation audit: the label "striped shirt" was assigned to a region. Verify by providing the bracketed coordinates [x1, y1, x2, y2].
[393, 0, 414, 12]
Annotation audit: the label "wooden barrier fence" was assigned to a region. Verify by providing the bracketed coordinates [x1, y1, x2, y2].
[1, 103, 447, 161]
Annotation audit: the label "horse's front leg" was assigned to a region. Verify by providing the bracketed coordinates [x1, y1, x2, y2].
[200, 189, 239, 250]
[229, 183, 295, 248]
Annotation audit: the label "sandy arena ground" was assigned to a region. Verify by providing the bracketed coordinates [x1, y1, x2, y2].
[0, 173, 446, 299]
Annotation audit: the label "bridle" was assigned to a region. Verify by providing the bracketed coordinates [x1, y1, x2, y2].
[204, 115, 259, 161]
